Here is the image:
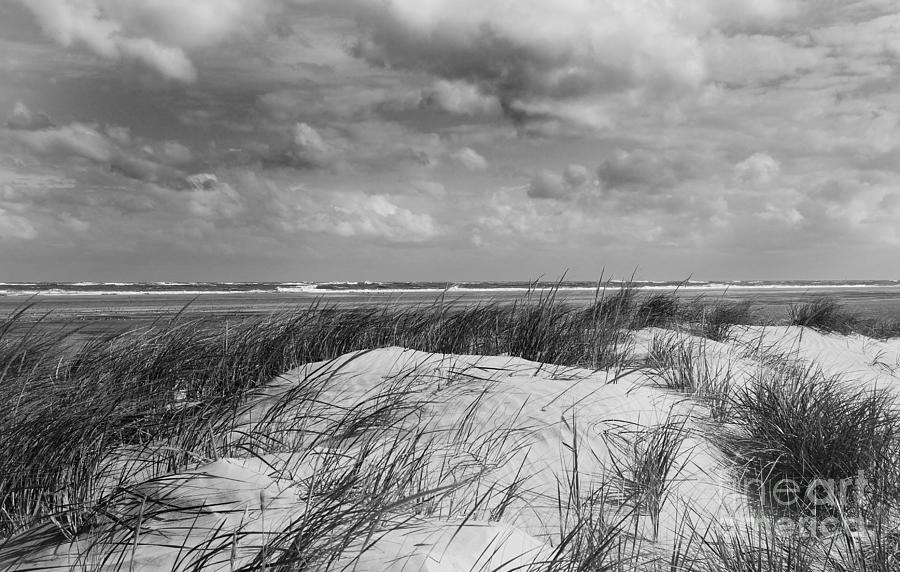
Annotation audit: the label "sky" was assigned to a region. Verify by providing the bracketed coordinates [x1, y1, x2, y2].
[1, 0, 900, 282]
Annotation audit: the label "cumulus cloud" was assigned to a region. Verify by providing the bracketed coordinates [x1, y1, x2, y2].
[185, 173, 220, 191]
[597, 149, 696, 191]
[16, 123, 116, 163]
[219, 173, 440, 244]
[421, 80, 501, 116]
[284, 122, 337, 169]
[252, 122, 356, 171]
[563, 164, 590, 188]
[184, 179, 244, 221]
[308, 193, 438, 243]
[452, 147, 488, 171]
[248, 118, 450, 175]
[8, 108, 199, 187]
[527, 170, 567, 200]
[247, 180, 439, 244]
[349, 0, 804, 127]
[527, 164, 590, 200]
[16, 0, 282, 82]
[734, 152, 781, 185]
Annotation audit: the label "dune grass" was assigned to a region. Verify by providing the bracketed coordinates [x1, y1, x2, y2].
[697, 300, 755, 342]
[2, 287, 900, 570]
[712, 357, 900, 519]
[789, 297, 857, 334]
[0, 283, 648, 542]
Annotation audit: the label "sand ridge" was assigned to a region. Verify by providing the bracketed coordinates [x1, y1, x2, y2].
[4, 326, 900, 570]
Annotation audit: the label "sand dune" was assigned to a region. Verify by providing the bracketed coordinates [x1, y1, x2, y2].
[4, 326, 900, 570]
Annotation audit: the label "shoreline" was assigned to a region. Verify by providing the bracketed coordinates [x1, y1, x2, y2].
[5, 286, 900, 330]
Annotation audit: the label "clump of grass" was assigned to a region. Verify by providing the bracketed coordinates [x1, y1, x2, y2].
[789, 297, 856, 334]
[865, 319, 900, 340]
[698, 301, 755, 342]
[646, 334, 711, 394]
[645, 334, 734, 421]
[605, 417, 689, 541]
[713, 360, 900, 518]
[633, 292, 683, 329]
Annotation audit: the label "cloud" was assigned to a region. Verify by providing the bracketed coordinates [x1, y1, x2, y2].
[15, 123, 116, 163]
[420, 80, 501, 116]
[705, 33, 825, 86]
[8, 107, 197, 187]
[348, 0, 804, 127]
[527, 170, 566, 200]
[597, 149, 697, 191]
[232, 173, 440, 244]
[183, 178, 244, 221]
[306, 193, 439, 243]
[734, 152, 781, 185]
[284, 122, 338, 169]
[247, 118, 450, 176]
[452, 147, 488, 171]
[411, 180, 447, 198]
[563, 164, 590, 188]
[257, 84, 422, 122]
[16, 0, 283, 82]
[0, 207, 37, 240]
[6, 102, 53, 131]
[185, 173, 220, 191]
[527, 164, 591, 200]
[163, 141, 193, 165]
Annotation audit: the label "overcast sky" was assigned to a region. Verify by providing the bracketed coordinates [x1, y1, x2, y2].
[1, 0, 900, 281]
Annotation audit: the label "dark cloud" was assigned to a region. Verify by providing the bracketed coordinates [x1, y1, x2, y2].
[527, 170, 567, 200]
[346, 0, 805, 129]
[527, 164, 590, 200]
[597, 149, 698, 191]
[7, 104, 200, 188]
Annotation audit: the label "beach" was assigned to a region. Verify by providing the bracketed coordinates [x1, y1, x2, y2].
[2, 287, 900, 570]
[7, 0, 900, 568]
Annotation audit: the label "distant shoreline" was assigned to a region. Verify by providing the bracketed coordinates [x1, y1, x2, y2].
[3, 280, 900, 297]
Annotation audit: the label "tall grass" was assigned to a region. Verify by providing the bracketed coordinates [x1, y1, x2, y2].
[789, 297, 856, 334]
[5, 284, 900, 570]
[0, 283, 647, 542]
[697, 301, 754, 342]
[712, 359, 900, 519]
[604, 417, 689, 541]
[645, 333, 734, 422]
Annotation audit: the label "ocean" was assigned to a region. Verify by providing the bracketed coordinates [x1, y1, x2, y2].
[3, 279, 900, 297]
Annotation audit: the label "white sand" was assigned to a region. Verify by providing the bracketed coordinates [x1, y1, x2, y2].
[5, 326, 900, 571]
